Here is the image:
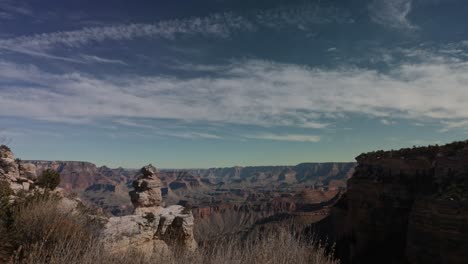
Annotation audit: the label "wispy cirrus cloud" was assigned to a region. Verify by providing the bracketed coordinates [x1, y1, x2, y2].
[0, 3, 351, 60]
[255, 3, 354, 30]
[0, 12, 252, 53]
[369, 0, 417, 30]
[1, 47, 468, 130]
[111, 119, 222, 139]
[80, 55, 127, 65]
[381, 119, 396, 125]
[439, 120, 468, 132]
[0, 0, 32, 20]
[245, 133, 321, 142]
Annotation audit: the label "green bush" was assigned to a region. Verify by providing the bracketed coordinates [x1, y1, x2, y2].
[37, 169, 61, 190]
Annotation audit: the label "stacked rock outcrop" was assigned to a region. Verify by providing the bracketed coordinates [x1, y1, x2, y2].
[101, 164, 197, 256]
[0, 145, 37, 193]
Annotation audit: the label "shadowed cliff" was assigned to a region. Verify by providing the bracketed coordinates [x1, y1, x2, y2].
[311, 140, 468, 264]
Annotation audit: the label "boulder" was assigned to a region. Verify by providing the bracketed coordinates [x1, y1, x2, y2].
[19, 163, 37, 180]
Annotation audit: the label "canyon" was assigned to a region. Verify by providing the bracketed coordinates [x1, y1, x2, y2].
[13, 140, 468, 263]
[25, 159, 355, 241]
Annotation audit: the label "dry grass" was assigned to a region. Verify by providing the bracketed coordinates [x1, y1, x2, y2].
[1, 195, 339, 264]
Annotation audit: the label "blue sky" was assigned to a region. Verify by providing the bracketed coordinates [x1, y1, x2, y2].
[1, 0, 468, 168]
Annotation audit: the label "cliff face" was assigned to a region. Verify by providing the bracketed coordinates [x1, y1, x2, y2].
[192, 162, 356, 185]
[27, 160, 135, 191]
[320, 141, 468, 264]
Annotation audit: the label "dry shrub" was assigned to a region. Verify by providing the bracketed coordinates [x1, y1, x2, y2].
[191, 224, 339, 264]
[4, 194, 99, 264]
[4, 195, 338, 264]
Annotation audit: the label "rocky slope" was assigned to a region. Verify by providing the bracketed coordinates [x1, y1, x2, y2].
[314, 141, 468, 264]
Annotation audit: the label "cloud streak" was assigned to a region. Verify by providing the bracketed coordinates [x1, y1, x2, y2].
[1, 49, 468, 130]
[0, 0, 32, 20]
[369, 0, 417, 30]
[246, 133, 321, 142]
[0, 3, 351, 58]
[0, 12, 252, 52]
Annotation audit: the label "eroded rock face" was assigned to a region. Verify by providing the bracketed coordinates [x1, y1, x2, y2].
[316, 141, 468, 264]
[102, 164, 197, 256]
[0, 145, 35, 193]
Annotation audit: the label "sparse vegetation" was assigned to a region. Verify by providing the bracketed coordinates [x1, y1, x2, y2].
[0, 194, 339, 264]
[36, 169, 61, 190]
[0, 181, 14, 263]
[356, 140, 468, 161]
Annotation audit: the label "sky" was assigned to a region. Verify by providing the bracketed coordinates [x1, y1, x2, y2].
[1, 0, 468, 168]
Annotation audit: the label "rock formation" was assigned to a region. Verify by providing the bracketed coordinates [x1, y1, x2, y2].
[101, 164, 197, 256]
[0, 145, 82, 214]
[314, 141, 468, 264]
[0, 145, 37, 193]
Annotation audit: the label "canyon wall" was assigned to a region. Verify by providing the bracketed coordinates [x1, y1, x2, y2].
[316, 141, 468, 264]
[27, 160, 135, 191]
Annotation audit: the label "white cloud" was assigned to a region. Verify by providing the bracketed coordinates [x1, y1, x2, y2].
[80, 55, 127, 65]
[246, 133, 321, 142]
[255, 4, 353, 30]
[1, 51, 468, 129]
[113, 119, 154, 129]
[369, 0, 417, 30]
[381, 119, 396, 125]
[439, 120, 468, 132]
[171, 132, 221, 139]
[111, 120, 222, 139]
[0, 12, 252, 52]
[0, 3, 351, 59]
[0, 0, 32, 20]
